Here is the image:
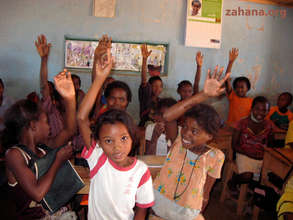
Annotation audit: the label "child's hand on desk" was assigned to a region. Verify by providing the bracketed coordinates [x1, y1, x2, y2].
[35, 34, 51, 59]
[196, 51, 203, 67]
[229, 48, 239, 63]
[141, 44, 152, 59]
[203, 66, 230, 97]
[56, 143, 73, 163]
[54, 70, 75, 100]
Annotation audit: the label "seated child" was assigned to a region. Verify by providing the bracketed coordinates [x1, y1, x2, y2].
[0, 78, 14, 131]
[77, 38, 154, 219]
[224, 48, 253, 128]
[71, 74, 85, 109]
[152, 67, 229, 220]
[145, 98, 178, 155]
[229, 96, 273, 190]
[139, 44, 163, 127]
[267, 92, 293, 132]
[177, 51, 203, 101]
[3, 70, 76, 219]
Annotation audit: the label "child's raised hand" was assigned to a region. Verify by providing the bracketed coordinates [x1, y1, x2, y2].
[152, 122, 165, 140]
[229, 48, 239, 63]
[141, 44, 152, 59]
[203, 66, 231, 97]
[196, 51, 203, 67]
[35, 34, 51, 58]
[95, 47, 113, 79]
[54, 69, 75, 99]
[94, 35, 112, 65]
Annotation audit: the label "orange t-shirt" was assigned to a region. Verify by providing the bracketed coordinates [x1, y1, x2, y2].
[227, 90, 253, 128]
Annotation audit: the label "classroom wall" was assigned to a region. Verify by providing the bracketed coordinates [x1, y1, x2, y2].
[0, 0, 292, 122]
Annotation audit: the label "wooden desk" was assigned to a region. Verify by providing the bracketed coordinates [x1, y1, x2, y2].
[75, 155, 166, 194]
[252, 147, 293, 220]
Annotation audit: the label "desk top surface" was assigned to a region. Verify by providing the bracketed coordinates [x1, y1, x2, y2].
[264, 147, 293, 164]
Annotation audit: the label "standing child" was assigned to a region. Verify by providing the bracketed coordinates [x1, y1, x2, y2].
[71, 74, 85, 109]
[177, 51, 203, 101]
[78, 37, 154, 220]
[229, 96, 273, 190]
[139, 44, 163, 127]
[152, 67, 230, 220]
[266, 92, 293, 132]
[3, 70, 76, 219]
[224, 48, 253, 128]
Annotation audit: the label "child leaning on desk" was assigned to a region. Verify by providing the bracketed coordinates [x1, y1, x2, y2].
[151, 67, 230, 220]
[77, 35, 154, 220]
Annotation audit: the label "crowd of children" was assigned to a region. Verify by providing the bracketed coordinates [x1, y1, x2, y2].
[0, 34, 292, 220]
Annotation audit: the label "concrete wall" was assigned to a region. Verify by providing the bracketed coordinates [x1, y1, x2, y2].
[0, 0, 292, 122]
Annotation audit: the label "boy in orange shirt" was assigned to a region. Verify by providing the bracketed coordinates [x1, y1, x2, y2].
[224, 48, 253, 128]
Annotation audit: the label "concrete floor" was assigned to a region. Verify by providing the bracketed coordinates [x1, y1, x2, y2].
[204, 181, 277, 220]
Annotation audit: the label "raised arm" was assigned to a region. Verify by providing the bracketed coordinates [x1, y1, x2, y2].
[140, 44, 152, 86]
[225, 48, 239, 95]
[78, 44, 113, 149]
[35, 35, 51, 99]
[6, 144, 72, 202]
[193, 51, 203, 94]
[47, 70, 76, 148]
[163, 67, 230, 122]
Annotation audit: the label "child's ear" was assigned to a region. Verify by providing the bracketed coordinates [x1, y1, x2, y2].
[207, 134, 213, 142]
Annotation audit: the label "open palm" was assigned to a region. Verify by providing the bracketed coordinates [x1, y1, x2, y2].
[35, 34, 51, 58]
[54, 70, 75, 99]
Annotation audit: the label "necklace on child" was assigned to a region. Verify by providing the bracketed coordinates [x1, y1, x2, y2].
[173, 149, 204, 200]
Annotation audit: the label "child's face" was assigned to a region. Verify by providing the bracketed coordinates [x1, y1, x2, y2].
[34, 112, 50, 143]
[277, 94, 290, 109]
[181, 117, 212, 150]
[192, 2, 201, 16]
[178, 85, 193, 100]
[151, 80, 163, 98]
[235, 81, 248, 97]
[98, 122, 132, 167]
[251, 102, 269, 122]
[107, 88, 128, 111]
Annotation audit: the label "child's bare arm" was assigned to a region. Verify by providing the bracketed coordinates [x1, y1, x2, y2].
[163, 67, 230, 122]
[231, 128, 241, 160]
[134, 207, 147, 220]
[78, 44, 113, 149]
[225, 48, 239, 95]
[140, 44, 152, 86]
[35, 35, 51, 99]
[202, 175, 216, 212]
[48, 70, 76, 148]
[194, 51, 203, 94]
[5, 144, 72, 202]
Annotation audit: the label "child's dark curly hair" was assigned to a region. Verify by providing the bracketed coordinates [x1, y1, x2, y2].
[157, 98, 177, 111]
[104, 81, 132, 103]
[148, 76, 162, 85]
[279, 92, 293, 106]
[177, 80, 192, 93]
[184, 104, 221, 136]
[232, 76, 251, 91]
[252, 96, 270, 109]
[93, 109, 137, 145]
[1, 99, 43, 149]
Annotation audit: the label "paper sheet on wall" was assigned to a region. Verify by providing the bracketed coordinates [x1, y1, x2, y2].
[185, 0, 223, 49]
[93, 0, 116, 18]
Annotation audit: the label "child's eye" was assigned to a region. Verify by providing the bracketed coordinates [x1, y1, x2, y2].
[121, 136, 128, 142]
[192, 129, 200, 135]
[104, 139, 113, 144]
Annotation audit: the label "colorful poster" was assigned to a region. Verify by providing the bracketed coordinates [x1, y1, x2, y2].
[65, 39, 167, 75]
[185, 0, 223, 48]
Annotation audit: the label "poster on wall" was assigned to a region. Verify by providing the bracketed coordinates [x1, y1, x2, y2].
[64, 38, 168, 76]
[93, 0, 116, 18]
[185, 0, 223, 49]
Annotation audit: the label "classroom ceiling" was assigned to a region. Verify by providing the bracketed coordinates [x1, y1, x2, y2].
[242, 0, 293, 7]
